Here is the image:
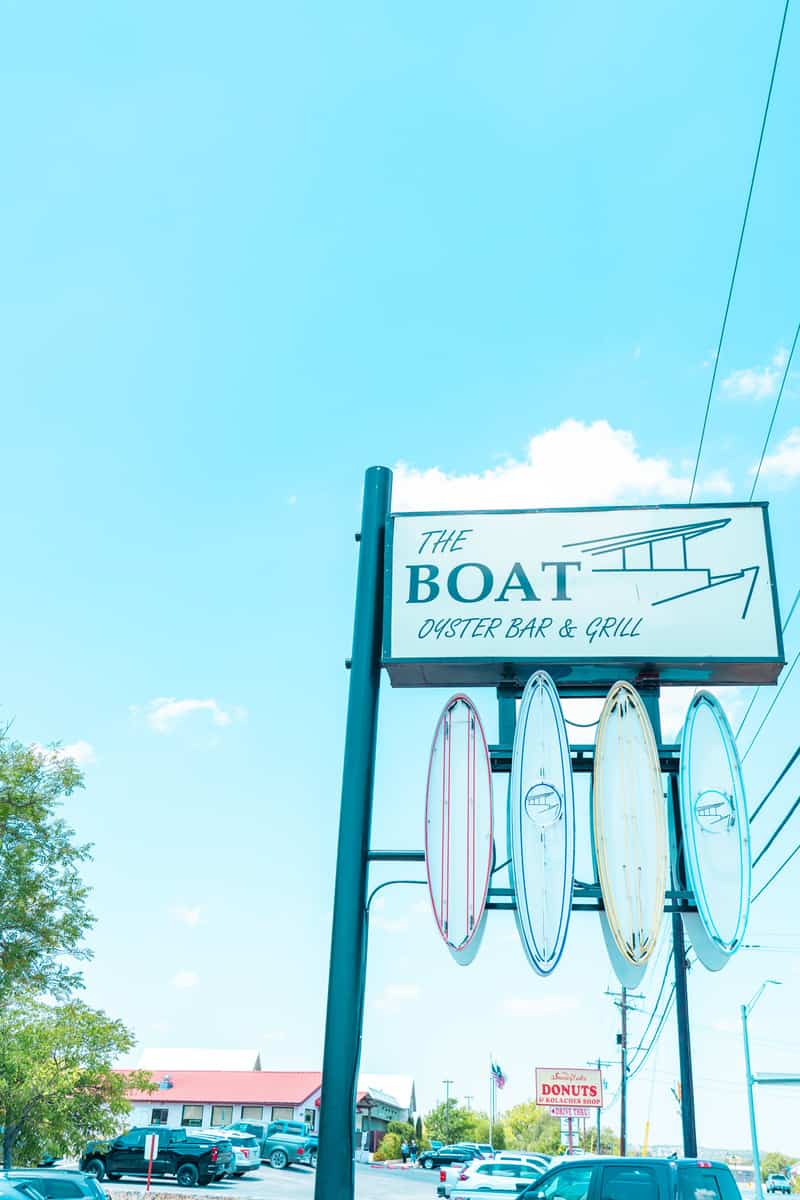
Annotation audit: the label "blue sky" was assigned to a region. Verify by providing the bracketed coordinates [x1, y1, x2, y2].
[2, 0, 800, 1157]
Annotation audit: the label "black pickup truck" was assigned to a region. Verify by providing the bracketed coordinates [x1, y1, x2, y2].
[80, 1126, 234, 1187]
[485, 1157, 743, 1200]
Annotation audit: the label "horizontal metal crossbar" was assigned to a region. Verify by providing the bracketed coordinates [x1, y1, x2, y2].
[489, 743, 681, 774]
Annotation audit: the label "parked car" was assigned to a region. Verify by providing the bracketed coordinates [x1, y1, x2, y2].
[197, 1130, 260, 1177]
[766, 1175, 791, 1195]
[419, 1145, 484, 1171]
[79, 1126, 234, 1187]
[440, 1157, 547, 1197]
[451, 1156, 742, 1200]
[224, 1122, 316, 1169]
[0, 1182, 45, 1200]
[495, 1152, 552, 1170]
[478, 1145, 496, 1158]
[2, 1171, 106, 1200]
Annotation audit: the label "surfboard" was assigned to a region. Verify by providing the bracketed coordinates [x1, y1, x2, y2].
[593, 681, 667, 986]
[509, 671, 575, 975]
[425, 694, 493, 965]
[679, 690, 750, 970]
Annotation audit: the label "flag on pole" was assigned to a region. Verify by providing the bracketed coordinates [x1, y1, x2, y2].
[490, 1060, 507, 1089]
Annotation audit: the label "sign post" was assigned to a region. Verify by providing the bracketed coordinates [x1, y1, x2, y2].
[144, 1134, 158, 1194]
[315, 468, 392, 1200]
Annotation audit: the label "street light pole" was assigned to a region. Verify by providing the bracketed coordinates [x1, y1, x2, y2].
[742, 980, 781, 1200]
[443, 1080, 454, 1144]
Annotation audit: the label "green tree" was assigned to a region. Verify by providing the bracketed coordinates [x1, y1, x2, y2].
[415, 1116, 423, 1141]
[0, 995, 153, 1168]
[424, 1100, 475, 1145]
[387, 1121, 414, 1142]
[502, 1102, 562, 1153]
[761, 1154, 794, 1182]
[0, 739, 94, 1004]
[583, 1126, 619, 1154]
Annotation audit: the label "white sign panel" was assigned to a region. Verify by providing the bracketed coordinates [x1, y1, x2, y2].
[550, 1106, 594, 1119]
[383, 505, 782, 687]
[536, 1067, 603, 1109]
[144, 1134, 159, 1159]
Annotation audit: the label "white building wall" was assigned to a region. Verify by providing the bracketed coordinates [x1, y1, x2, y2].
[127, 1093, 322, 1131]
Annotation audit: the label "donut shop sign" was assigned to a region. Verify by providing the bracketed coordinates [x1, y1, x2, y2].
[535, 1067, 603, 1109]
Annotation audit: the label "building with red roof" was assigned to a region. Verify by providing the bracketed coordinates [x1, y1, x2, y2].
[122, 1053, 416, 1150]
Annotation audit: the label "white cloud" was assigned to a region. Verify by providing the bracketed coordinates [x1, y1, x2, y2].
[171, 906, 203, 928]
[372, 915, 410, 934]
[375, 983, 421, 1011]
[392, 420, 732, 510]
[756, 427, 800, 481]
[503, 994, 580, 1018]
[135, 697, 246, 734]
[722, 348, 788, 401]
[32, 741, 96, 766]
[170, 970, 199, 989]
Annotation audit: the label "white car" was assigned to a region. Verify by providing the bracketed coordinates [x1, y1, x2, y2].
[495, 1152, 553, 1171]
[449, 1157, 548, 1196]
[202, 1130, 261, 1177]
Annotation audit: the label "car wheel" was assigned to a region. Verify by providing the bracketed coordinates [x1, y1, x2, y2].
[270, 1150, 289, 1170]
[422, 1158, 434, 1170]
[85, 1160, 106, 1182]
[176, 1163, 199, 1187]
[309, 1151, 317, 1169]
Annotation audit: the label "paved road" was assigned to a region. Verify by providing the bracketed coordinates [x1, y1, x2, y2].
[105, 1162, 438, 1200]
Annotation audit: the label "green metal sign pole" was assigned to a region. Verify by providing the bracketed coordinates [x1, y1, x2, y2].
[315, 466, 392, 1200]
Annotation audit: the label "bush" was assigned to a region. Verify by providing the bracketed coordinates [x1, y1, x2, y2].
[374, 1133, 402, 1162]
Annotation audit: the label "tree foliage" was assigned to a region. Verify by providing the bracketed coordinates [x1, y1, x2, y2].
[761, 1153, 795, 1182]
[0, 995, 153, 1168]
[0, 739, 94, 1003]
[424, 1100, 476, 1145]
[500, 1102, 562, 1153]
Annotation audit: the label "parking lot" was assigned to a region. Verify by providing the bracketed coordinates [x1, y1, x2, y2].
[104, 1163, 438, 1200]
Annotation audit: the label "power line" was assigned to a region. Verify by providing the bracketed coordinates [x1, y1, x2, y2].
[689, 0, 792, 501]
[749, 321, 800, 500]
[736, 586, 800, 741]
[753, 840, 800, 903]
[749, 745, 800, 823]
[627, 987, 677, 1082]
[740, 646, 800, 761]
[753, 793, 800, 867]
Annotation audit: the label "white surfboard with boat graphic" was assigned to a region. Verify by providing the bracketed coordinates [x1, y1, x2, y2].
[509, 671, 575, 975]
[679, 690, 750, 970]
[425, 694, 493, 965]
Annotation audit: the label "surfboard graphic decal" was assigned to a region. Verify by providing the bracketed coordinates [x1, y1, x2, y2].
[680, 690, 750, 970]
[509, 671, 575, 975]
[593, 681, 667, 979]
[425, 694, 493, 965]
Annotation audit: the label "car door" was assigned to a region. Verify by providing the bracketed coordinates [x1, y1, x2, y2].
[597, 1164, 662, 1200]
[151, 1129, 176, 1177]
[109, 1130, 147, 1176]
[521, 1163, 596, 1200]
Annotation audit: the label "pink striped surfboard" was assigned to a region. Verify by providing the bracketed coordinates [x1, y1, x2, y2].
[425, 694, 493, 965]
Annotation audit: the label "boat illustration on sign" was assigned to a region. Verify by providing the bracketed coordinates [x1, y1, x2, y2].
[564, 518, 759, 618]
[425, 695, 494, 965]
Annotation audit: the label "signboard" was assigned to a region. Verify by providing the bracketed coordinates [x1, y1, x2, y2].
[383, 504, 783, 687]
[144, 1134, 159, 1159]
[550, 1106, 595, 1118]
[536, 1067, 603, 1109]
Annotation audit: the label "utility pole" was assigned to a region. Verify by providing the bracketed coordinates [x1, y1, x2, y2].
[588, 1058, 615, 1155]
[464, 1095, 473, 1111]
[607, 988, 645, 1156]
[443, 1080, 454, 1144]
